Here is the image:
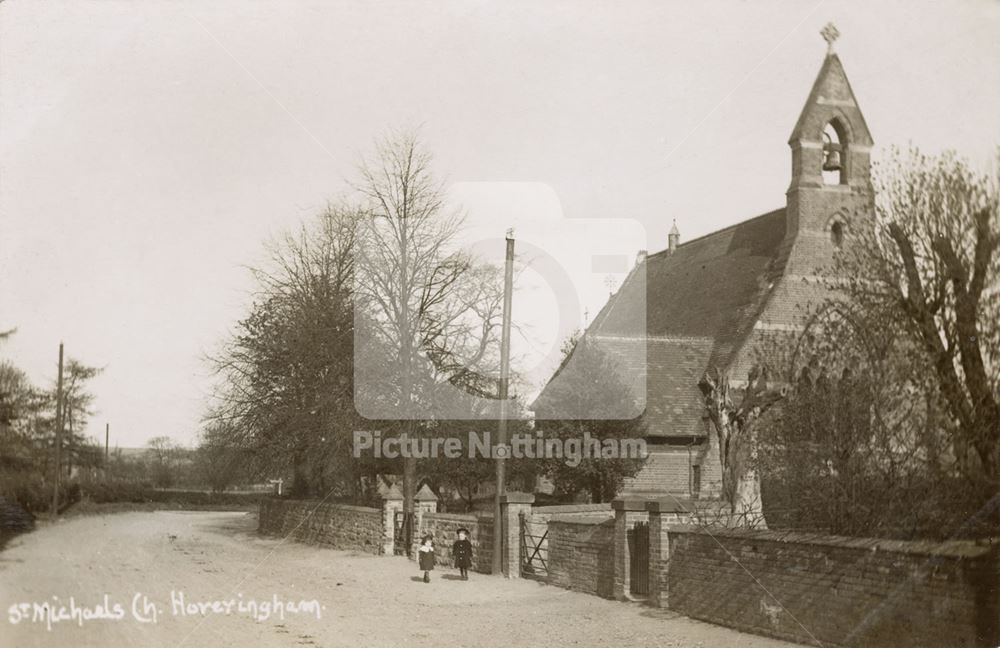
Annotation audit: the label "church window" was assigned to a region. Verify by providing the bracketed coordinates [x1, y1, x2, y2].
[831, 221, 844, 247]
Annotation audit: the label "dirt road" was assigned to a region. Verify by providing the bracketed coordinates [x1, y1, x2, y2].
[0, 511, 804, 647]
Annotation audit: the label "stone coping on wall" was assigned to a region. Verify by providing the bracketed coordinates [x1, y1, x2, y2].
[263, 498, 380, 514]
[422, 512, 493, 521]
[548, 515, 615, 526]
[612, 497, 654, 512]
[500, 492, 535, 504]
[665, 524, 999, 559]
[533, 503, 613, 515]
[615, 495, 694, 512]
[644, 497, 694, 514]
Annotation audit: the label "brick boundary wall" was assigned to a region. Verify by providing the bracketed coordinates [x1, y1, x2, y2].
[259, 494, 999, 648]
[417, 513, 494, 573]
[258, 498, 383, 555]
[663, 525, 1000, 648]
[524, 503, 613, 577]
[545, 517, 616, 599]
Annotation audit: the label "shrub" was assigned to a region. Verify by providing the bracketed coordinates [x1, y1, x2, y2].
[81, 481, 151, 504]
[0, 472, 82, 514]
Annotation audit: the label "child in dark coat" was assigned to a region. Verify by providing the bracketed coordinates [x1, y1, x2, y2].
[418, 535, 435, 583]
[452, 528, 473, 580]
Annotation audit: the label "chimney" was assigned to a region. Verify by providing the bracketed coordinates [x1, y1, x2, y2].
[635, 249, 647, 267]
[668, 220, 680, 254]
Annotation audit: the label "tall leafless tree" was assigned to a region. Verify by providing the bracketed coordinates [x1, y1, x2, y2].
[840, 147, 1000, 488]
[353, 129, 507, 516]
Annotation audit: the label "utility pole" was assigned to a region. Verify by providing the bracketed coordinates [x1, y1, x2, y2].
[105, 423, 110, 465]
[51, 343, 64, 518]
[492, 230, 515, 575]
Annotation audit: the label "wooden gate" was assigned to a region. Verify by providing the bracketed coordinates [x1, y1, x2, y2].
[519, 512, 548, 579]
[393, 511, 414, 557]
[629, 520, 650, 596]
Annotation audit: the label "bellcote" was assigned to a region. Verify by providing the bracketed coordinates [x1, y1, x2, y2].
[788, 49, 873, 193]
[783, 26, 876, 274]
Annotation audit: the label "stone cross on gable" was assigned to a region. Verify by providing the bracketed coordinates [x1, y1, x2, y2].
[821, 22, 840, 53]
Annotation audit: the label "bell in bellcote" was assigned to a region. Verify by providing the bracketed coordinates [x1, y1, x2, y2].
[822, 147, 842, 172]
[822, 132, 842, 172]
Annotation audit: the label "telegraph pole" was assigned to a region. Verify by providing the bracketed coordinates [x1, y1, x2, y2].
[492, 230, 515, 575]
[105, 423, 110, 465]
[51, 343, 64, 518]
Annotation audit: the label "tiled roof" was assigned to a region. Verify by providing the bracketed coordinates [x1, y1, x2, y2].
[534, 208, 790, 437]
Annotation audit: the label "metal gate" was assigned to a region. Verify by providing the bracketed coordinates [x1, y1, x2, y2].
[519, 512, 548, 578]
[629, 520, 650, 596]
[394, 511, 414, 557]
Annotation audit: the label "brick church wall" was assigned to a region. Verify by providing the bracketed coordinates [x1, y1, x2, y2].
[625, 448, 695, 494]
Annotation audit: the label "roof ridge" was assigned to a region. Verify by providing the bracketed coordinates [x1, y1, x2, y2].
[646, 207, 784, 259]
[590, 251, 644, 336]
[589, 334, 714, 343]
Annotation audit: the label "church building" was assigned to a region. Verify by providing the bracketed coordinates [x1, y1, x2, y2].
[533, 29, 875, 498]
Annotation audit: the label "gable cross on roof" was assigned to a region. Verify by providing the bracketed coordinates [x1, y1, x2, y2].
[821, 22, 840, 54]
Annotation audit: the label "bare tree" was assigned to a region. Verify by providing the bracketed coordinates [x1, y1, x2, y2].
[146, 436, 181, 488]
[196, 423, 250, 493]
[698, 366, 786, 527]
[744, 148, 1000, 539]
[751, 305, 997, 539]
[839, 147, 999, 488]
[353, 129, 506, 516]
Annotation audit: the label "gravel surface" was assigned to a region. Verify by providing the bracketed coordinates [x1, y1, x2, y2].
[0, 511, 806, 647]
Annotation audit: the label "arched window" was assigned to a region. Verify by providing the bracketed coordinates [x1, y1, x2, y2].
[821, 121, 847, 186]
[830, 221, 844, 247]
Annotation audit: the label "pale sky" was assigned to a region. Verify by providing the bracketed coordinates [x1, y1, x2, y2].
[2, 0, 998, 448]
